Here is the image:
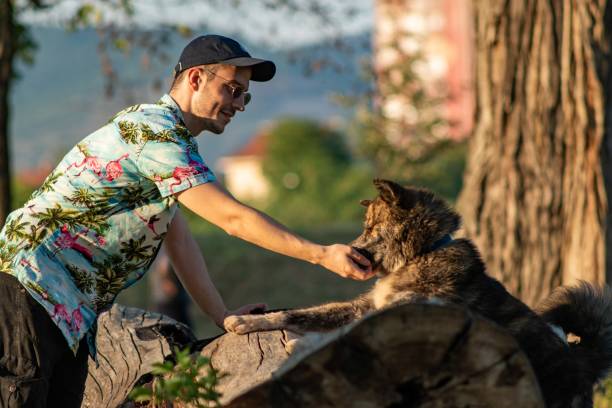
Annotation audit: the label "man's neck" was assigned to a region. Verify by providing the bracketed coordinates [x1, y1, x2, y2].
[168, 92, 203, 136]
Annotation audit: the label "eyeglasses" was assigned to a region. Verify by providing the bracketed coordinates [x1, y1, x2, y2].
[202, 68, 251, 106]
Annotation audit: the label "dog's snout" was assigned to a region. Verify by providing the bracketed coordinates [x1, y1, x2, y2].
[352, 246, 374, 263]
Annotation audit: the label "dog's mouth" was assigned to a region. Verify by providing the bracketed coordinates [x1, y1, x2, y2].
[352, 246, 374, 263]
[351, 246, 383, 272]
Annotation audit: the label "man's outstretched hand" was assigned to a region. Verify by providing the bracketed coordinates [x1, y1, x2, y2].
[320, 244, 374, 281]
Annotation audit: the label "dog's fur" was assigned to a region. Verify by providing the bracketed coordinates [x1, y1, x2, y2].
[224, 179, 612, 407]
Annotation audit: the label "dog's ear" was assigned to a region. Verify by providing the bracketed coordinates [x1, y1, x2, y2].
[373, 179, 403, 205]
[360, 199, 372, 207]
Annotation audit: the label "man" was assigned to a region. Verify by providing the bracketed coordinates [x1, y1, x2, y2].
[0, 34, 372, 407]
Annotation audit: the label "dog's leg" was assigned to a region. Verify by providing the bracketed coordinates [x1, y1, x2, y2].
[224, 296, 373, 335]
[224, 310, 291, 334]
[385, 291, 438, 308]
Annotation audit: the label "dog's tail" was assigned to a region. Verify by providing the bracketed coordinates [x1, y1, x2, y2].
[537, 282, 612, 384]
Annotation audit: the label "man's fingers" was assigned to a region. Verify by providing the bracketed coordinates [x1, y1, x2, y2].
[248, 303, 267, 314]
[232, 303, 268, 316]
[250, 302, 267, 310]
[349, 249, 371, 268]
[347, 260, 375, 281]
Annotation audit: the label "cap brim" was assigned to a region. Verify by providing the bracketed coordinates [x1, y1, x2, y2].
[223, 57, 276, 82]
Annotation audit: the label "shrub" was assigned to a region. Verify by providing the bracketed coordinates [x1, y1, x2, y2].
[130, 347, 224, 407]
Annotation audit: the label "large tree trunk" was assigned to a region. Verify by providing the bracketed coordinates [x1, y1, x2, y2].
[457, 0, 612, 306]
[0, 0, 14, 227]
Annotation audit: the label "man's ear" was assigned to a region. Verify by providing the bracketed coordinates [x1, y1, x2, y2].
[373, 179, 403, 205]
[187, 67, 205, 91]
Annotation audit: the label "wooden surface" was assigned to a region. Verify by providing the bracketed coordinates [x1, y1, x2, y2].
[83, 303, 546, 407]
[81, 304, 196, 408]
[203, 303, 545, 407]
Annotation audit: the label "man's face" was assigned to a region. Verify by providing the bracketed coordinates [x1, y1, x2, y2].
[193, 65, 251, 134]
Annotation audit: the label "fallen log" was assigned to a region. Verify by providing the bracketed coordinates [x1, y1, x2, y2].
[81, 304, 196, 408]
[203, 303, 545, 407]
[84, 303, 546, 407]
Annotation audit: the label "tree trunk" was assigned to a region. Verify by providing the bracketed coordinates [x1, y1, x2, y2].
[457, 0, 612, 306]
[204, 304, 544, 407]
[0, 0, 14, 228]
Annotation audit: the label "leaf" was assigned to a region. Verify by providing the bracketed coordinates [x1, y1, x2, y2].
[176, 24, 193, 37]
[113, 38, 130, 53]
[128, 387, 152, 402]
[67, 4, 96, 31]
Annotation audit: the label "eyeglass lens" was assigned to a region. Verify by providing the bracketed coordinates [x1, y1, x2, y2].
[230, 86, 251, 106]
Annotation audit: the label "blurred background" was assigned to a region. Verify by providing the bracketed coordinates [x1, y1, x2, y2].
[4, 2, 612, 400]
[5, 0, 471, 337]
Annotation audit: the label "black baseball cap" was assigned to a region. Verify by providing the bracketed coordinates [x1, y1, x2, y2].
[174, 34, 276, 82]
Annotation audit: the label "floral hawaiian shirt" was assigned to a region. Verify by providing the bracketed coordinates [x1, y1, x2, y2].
[0, 94, 215, 355]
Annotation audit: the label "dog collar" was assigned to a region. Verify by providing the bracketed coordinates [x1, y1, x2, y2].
[431, 234, 453, 251]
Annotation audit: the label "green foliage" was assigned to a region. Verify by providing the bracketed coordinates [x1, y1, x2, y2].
[260, 118, 375, 226]
[14, 20, 37, 67]
[594, 377, 612, 407]
[349, 37, 448, 167]
[66, 4, 98, 31]
[398, 140, 467, 202]
[345, 70, 467, 201]
[336, 29, 467, 202]
[66, 1, 133, 31]
[130, 347, 223, 407]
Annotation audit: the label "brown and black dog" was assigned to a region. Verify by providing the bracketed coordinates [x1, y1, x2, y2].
[224, 179, 612, 407]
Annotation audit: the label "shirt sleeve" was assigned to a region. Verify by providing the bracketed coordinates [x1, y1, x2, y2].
[136, 138, 216, 197]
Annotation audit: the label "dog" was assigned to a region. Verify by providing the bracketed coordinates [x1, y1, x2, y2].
[224, 179, 612, 407]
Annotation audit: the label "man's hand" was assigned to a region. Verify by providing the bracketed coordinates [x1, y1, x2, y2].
[319, 244, 374, 281]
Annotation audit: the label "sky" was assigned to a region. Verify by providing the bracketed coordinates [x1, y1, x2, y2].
[21, 0, 373, 50]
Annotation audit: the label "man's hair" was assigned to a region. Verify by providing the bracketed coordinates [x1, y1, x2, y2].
[169, 64, 222, 92]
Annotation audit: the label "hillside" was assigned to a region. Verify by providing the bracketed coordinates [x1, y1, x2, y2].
[11, 27, 371, 173]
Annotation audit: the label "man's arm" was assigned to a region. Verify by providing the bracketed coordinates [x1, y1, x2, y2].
[164, 210, 264, 327]
[176, 181, 372, 280]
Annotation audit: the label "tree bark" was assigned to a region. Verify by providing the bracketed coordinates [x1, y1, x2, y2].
[82, 304, 196, 408]
[458, 0, 612, 306]
[0, 0, 14, 228]
[85, 304, 545, 407]
[203, 304, 544, 407]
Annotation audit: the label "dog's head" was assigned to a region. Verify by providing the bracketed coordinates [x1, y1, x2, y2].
[351, 179, 461, 276]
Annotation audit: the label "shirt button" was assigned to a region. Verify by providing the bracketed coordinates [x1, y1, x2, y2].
[8, 384, 16, 392]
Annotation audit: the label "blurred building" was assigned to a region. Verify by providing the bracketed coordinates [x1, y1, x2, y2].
[216, 131, 270, 201]
[374, 0, 474, 141]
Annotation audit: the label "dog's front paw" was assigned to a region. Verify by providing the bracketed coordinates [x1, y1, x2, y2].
[224, 314, 266, 335]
